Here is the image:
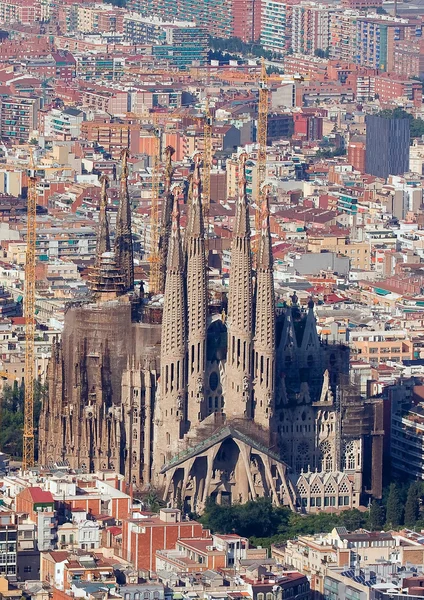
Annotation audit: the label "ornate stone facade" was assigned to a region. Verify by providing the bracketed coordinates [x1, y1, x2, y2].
[39, 150, 384, 513]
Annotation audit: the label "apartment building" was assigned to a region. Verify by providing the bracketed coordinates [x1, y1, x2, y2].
[355, 16, 420, 72]
[0, 96, 39, 142]
[41, 107, 84, 140]
[329, 11, 359, 60]
[0, 0, 40, 25]
[348, 329, 414, 364]
[260, 0, 288, 54]
[0, 512, 17, 578]
[291, 3, 337, 56]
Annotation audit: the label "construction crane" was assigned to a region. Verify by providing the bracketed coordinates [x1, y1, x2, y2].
[23, 149, 37, 471]
[202, 98, 212, 234]
[255, 59, 269, 252]
[148, 127, 162, 295]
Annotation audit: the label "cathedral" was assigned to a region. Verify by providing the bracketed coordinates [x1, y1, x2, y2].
[39, 149, 383, 513]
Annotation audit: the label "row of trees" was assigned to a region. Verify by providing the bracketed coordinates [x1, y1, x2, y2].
[0, 382, 43, 460]
[209, 37, 278, 61]
[200, 482, 424, 549]
[378, 108, 424, 138]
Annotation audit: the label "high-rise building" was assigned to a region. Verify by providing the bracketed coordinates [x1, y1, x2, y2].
[365, 114, 410, 179]
[291, 3, 337, 56]
[127, 0, 258, 41]
[356, 16, 420, 72]
[329, 10, 359, 60]
[260, 0, 288, 55]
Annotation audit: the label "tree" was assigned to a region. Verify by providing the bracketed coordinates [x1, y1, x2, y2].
[314, 49, 326, 58]
[368, 501, 385, 531]
[386, 483, 404, 528]
[405, 483, 420, 527]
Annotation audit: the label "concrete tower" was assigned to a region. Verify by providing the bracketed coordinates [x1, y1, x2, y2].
[154, 194, 187, 472]
[225, 152, 253, 418]
[115, 148, 134, 291]
[186, 154, 208, 426]
[253, 186, 275, 431]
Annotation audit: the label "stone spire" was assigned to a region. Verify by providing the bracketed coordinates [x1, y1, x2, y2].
[154, 192, 187, 473]
[115, 148, 134, 291]
[96, 175, 111, 262]
[253, 185, 275, 430]
[89, 175, 125, 302]
[158, 146, 175, 294]
[186, 154, 207, 425]
[225, 152, 253, 419]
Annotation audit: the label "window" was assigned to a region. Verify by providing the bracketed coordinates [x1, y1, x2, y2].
[24, 566, 32, 573]
[257, 594, 264, 600]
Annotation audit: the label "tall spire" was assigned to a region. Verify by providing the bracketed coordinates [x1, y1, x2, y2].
[253, 185, 275, 430]
[186, 154, 207, 425]
[96, 175, 111, 262]
[225, 151, 253, 419]
[158, 146, 175, 294]
[115, 148, 134, 291]
[153, 189, 187, 476]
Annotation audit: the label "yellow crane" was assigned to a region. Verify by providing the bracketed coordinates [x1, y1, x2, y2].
[255, 59, 269, 251]
[23, 150, 37, 471]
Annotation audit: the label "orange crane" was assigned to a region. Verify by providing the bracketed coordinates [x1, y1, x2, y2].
[255, 59, 269, 251]
[23, 150, 37, 471]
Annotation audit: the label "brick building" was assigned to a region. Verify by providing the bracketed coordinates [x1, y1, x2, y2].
[121, 508, 209, 573]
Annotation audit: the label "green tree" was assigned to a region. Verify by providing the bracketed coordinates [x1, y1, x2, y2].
[405, 483, 420, 527]
[386, 483, 404, 528]
[368, 501, 385, 531]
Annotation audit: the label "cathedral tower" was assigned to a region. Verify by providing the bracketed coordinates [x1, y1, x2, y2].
[186, 154, 208, 425]
[96, 175, 111, 259]
[253, 186, 275, 430]
[154, 193, 187, 472]
[115, 148, 134, 291]
[158, 146, 175, 294]
[225, 152, 253, 418]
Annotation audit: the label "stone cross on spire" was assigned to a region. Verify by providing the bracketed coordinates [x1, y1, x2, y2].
[115, 148, 134, 291]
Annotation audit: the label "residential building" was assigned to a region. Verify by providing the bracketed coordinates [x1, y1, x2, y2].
[0, 512, 17, 579]
[260, 0, 288, 55]
[0, 96, 39, 142]
[348, 328, 414, 364]
[41, 107, 84, 140]
[365, 114, 410, 179]
[291, 3, 337, 56]
[355, 16, 420, 72]
[121, 509, 208, 572]
[15, 487, 57, 552]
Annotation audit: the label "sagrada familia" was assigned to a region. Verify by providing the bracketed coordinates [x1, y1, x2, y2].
[39, 149, 384, 513]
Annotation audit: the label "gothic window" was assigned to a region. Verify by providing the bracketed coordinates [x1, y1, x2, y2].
[280, 442, 288, 460]
[342, 441, 356, 470]
[324, 482, 336, 495]
[209, 371, 219, 391]
[307, 354, 314, 367]
[133, 409, 138, 424]
[81, 463, 87, 472]
[297, 482, 308, 496]
[319, 440, 333, 472]
[296, 442, 310, 472]
[339, 481, 350, 494]
[132, 451, 137, 467]
[311, 482, 321, 495]
[133, 429, 138, 441]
